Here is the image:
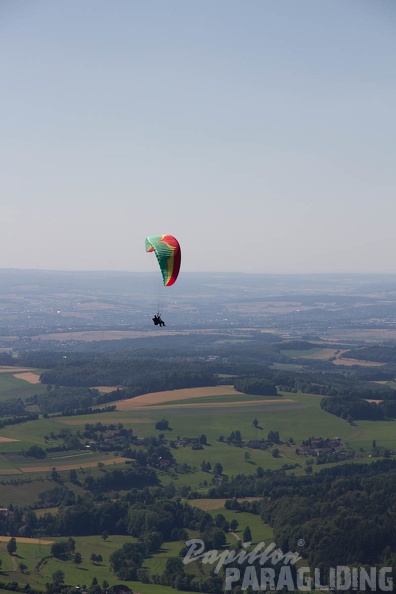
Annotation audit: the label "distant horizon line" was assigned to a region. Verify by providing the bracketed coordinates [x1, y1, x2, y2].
[1, 267, 396, 276]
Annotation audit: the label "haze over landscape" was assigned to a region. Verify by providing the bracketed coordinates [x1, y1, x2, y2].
[1, 3, 396, 594]
[0, 269, 396, 593]
[1, 1, 395, 273]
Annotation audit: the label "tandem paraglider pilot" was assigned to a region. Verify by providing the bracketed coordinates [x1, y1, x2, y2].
[152, 314, 165, 327]
[146, 234, 181, 329]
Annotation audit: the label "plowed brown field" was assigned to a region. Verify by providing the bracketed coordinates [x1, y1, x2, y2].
[13, 372, 41, 384]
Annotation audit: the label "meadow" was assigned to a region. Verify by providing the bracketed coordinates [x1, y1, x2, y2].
[1, 367, 396, 592]
[187, 500, 274, 545]
[0, 500, 273, 592]
[0, 371, 46, 402]
[1, 381, 395, 487]
[151, 393, 289, 406]
[280, 347, 333, 358]
[0, 535, 145, 592]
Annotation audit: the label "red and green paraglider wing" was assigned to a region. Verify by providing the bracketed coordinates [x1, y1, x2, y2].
[145, 234, 181, 286]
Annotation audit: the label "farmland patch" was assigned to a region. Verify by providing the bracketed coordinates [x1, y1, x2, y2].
[13, 372, 41, 384]
[116, 385, 240, 409]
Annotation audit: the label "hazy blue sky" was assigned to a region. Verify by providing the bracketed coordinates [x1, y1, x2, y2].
[1, 1, 395, 274]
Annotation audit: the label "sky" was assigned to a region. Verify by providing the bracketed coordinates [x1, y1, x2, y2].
[1, 0, 395, 274]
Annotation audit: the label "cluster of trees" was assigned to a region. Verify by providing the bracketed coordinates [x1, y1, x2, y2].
[234, 377, 277, 396]
[96, 460, 385, 594]
[5, 335, 396, 593]
[200, 460, 223, 476]
[378, 398, 396, 418]
[0, 351, 17, 366]
[15, 338, 396, 384]
[200, 460, 212, 472]
[267, 430, 280, 443]
[21, 422, 180, 467]
[50, 537, 77, 559]
[218, 429, 280, 449]
[40, 358, 217, 391]
[225, 430, 243, 445]
[111, 500, 233, 588]
[21, 422, 137, 458]
[109, 541, 146, 580]
[128, 441, 176, 469]
[155, 418, 170, 430]
[259, 461, 396, 571]
[321, 395, 396, 421]
[199, 461, 396, 588]
[0, 412, 39, 429]
[150, 558, 224, 592]
[0, 581, 41, 594]
[316, 451, 351, 464]
[320, 396, 385, 421]
[24, 445, 47, 459]
[83, 466, 160, 494]
[343, 345, 396, 364]
[58, 404, 117, 418]
[0, 456, 395, 591]
[0, 398, 26, 416]
[8, 341, 396, 426]
[18, 388, 116, 419]
[36, 386, 99, 414]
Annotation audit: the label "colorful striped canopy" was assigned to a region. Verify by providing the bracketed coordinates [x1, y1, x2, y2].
[145, 234, 181, 286]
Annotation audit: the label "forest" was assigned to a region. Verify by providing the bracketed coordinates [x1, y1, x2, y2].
[0, 460, 395, 593]
[12, 340, 396, 423]
[1, 332, 396, 592]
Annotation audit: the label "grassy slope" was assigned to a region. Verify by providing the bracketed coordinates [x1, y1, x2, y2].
[0, 536, 195, 594]
[153, 392, 285, 405]
[1, 389, 395, 482]
[0, 536, 133, 589]
[0, 372, 46, 402]
[1, 372, 396, 592]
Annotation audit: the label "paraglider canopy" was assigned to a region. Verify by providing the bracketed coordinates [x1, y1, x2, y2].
[145, 234, 181, 287]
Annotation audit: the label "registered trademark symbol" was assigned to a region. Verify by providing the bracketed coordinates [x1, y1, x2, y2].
[297, 539, 305, 547]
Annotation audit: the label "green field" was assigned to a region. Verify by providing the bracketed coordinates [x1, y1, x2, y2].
[270, 362, 304, 370]
[279, 347, 338, 360]
[0, 372, 46, 402]
[1, 387, 395, 483]
[0, 534, 207, 594]
[202, 508, 273, 546]
[154, 393, 286, 406]
[0, 535, 135, 591]
[122, 392, 396, 480]
[1, 376, 396, 592]
[280, 348, 323, 357]
[1, 380, 395, 519]
[144, 539, 184, 574]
